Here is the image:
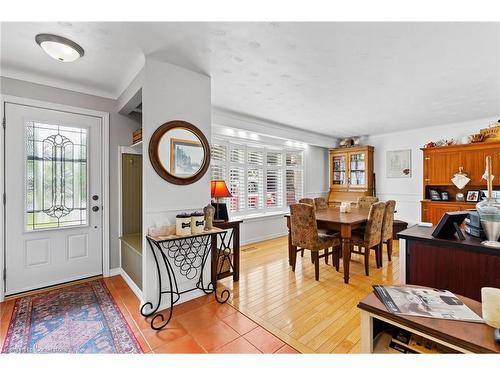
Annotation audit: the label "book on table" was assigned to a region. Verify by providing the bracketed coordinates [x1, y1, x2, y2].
[373, 285, 483, 323]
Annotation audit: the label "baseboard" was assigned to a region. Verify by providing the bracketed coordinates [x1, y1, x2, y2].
[113, 268, 143, 302]
[109, 267, 121, 276]
[241, 231, 288, 246]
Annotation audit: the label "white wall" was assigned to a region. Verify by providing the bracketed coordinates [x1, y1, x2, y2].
[364, 116, 499, 225]
[0, 77, 140, 270]
[142, 58, 211, 306]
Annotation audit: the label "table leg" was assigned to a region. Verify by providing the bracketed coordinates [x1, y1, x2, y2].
[233, 226, 240, 282]
[341, 224, 352, 284]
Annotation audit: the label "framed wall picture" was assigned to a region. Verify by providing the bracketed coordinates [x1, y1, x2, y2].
[466, 190, 480, 202]
[169, 138, 204, 177]
[387, 149, 411, 178]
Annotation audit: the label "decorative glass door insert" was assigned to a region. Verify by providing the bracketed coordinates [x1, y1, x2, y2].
[332, 155, 347, 185]
[26, 122, 88, 230]
[349, 152, 366, 186]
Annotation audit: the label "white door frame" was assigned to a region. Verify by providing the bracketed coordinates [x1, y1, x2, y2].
[0, 95, 110, 302]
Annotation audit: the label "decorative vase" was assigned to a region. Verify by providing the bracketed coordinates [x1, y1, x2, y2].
[476, 197, 500, 248]
[204, 204, 215, 230]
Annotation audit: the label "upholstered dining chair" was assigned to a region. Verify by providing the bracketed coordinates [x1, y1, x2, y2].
[357, 196, 379, 209]
[314, 197, 328, 210]
[290, 203, 341, 280]
[350, 201, 386, 276]
[299, 197, 316, 209]
[379, 200, 396, 266]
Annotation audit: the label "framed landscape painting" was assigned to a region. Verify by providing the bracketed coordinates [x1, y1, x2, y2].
[387, 149, 411, 178]
[170, 138, 203, 177]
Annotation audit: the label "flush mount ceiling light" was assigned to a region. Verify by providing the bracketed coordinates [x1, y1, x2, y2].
[35, 34, 84, 62]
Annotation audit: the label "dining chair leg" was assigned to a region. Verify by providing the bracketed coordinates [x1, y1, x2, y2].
[387, 240, 393, 262]
[377, 244, 383, 268]
[364, 247, 370, 276]
[291, 246, 298, 272]
[334, 248, 340, 272]
[313, 251, 320, 281]
[324, 248, 329, 264]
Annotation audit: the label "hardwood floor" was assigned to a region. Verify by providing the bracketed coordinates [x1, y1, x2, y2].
[220, 236, 400, 353]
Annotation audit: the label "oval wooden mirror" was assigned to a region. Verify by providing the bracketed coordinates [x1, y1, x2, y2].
[149, 120, 211, 185]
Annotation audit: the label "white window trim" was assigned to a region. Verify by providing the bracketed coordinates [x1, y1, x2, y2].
[212, 137, 305, 219]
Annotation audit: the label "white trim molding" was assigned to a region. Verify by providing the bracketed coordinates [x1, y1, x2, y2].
[213, 107, 338, 148]
[0, 95, 110, 302]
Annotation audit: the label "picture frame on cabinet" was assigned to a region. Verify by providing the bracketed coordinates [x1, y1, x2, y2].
[440, 191, 449, 201]
[429, 189, 442, 201]
[466, 190, 480, 202]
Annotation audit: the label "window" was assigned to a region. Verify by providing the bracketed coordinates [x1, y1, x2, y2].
[211, 140, 304, 216]
[26, 122, 88, 230]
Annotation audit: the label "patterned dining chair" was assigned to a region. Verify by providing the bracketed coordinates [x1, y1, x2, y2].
[379, 200, 396, 266]
[299, 197, 316, 209]
[357, 196, 379, 209]
[350, 202, 386, 276]
[290, 203, 341, 280]
[314, 197, 329, 210]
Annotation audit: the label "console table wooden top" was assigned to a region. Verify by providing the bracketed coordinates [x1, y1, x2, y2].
[358, 291, 500, 353]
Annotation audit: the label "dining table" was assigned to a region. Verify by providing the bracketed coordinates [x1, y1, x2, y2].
[285, 206, 371, 284]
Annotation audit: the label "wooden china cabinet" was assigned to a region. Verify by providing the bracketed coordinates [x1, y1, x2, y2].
[421, 141, 500, 224]
[327, 145, 375, 205]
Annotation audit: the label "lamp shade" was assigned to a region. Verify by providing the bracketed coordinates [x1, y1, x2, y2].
[211, 180, 232, 198]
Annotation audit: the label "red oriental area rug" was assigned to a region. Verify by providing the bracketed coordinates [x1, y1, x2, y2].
[2, 280, 142, 353]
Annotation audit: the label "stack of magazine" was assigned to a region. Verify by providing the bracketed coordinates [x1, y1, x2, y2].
[372, 285, 483, 322]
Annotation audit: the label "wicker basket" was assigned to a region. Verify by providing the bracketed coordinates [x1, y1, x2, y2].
[217, 249, 232, 275]
[480, 122, 500, 142]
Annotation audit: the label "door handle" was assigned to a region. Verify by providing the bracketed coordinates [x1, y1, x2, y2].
[92, 206, 100, 212]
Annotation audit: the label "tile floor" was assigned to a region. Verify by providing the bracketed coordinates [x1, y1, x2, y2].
[0, 275, 300, 354]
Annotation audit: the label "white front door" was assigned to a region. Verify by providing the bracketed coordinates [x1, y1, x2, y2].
[4, 103, 103, 295]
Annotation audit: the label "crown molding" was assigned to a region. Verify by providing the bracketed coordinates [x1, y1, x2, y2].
[0, 66, 116, 99]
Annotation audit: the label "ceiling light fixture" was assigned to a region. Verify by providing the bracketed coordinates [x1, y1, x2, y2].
[35, 34, 84, 62]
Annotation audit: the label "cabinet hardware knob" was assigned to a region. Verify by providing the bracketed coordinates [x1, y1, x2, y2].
[424, 157, 430, 160]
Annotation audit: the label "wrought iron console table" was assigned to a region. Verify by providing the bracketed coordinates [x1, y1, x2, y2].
[140, 228, 231, 330]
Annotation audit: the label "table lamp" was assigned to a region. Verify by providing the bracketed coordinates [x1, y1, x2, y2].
[211, 180, 232, 222]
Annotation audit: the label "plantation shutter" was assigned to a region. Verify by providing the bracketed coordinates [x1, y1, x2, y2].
[228, 144, 246, 213]
[266, 152, 283, 208]
[211, 143, 227, 181]
[286, 151, 304, 206]
[247, 150, 264, 210]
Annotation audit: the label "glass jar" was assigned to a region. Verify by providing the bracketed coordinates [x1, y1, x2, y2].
[476, 197, 500, 247]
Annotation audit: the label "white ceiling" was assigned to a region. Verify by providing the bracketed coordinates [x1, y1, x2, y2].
[1, 22, 499, 136]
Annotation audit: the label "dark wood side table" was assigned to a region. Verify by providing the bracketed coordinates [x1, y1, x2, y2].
[358, 291, 500, 353]
[212, 220, 242, 282]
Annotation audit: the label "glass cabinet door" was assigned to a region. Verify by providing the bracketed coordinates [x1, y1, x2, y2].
[332, 154, 347, 186]
[349, 152, 366, 187]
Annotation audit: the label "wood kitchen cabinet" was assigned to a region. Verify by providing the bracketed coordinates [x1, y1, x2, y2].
[328, 145, 374, 205]
[421, 141, 500, 224]
[421, 201, 476, 224]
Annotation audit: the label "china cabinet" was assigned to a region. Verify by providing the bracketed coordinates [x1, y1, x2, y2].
[328, 145, 374, 205]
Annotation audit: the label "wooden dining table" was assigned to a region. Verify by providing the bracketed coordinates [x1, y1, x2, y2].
[285, 206, 371, 284]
